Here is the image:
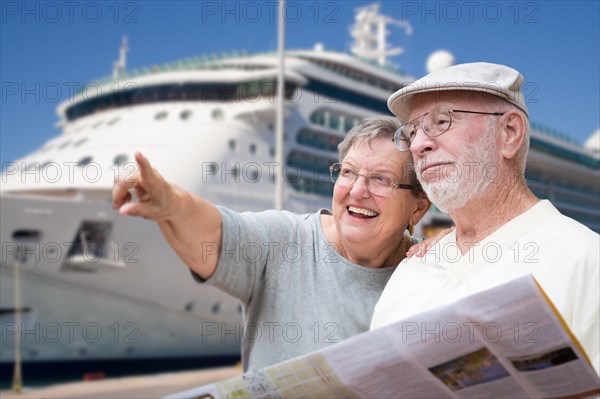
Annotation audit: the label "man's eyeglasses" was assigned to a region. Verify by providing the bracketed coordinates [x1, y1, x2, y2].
[329, 163, 414, 197]
[393, 107, 505, 152]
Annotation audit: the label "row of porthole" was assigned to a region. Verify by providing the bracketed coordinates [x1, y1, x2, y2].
[50, 137, 89, 152]
[155, 108, 225, 121]
[204, 162, 272, 182]
[74, 107, 225, 127]
[37, 135, 88, 154]
[26, 154, 129, 171]
[72, 117, 121, 134]
[228, 139, 276, 158]
[44, 107, 225, 152]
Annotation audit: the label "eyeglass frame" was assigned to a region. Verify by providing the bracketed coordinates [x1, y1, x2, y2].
[393, 107, 506, 152]
[329, 162, 414, 197]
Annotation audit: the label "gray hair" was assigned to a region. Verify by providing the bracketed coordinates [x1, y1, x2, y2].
[337, 116, 425, 197]
[484, 95, 531, 175]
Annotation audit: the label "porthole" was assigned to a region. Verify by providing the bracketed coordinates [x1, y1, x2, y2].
[113, 154, 128, 166]
[73, 138, 88, 147]
[107, 117, 121, 126]
[180, 110, 192, 120]
[59, 141, 72, 150]
[155, 111, 168, 120]
[228, 139, 236, 151]
[211, 108, 224, 121]
[249, 143, 257, 155]
[77, 156, 93, 167]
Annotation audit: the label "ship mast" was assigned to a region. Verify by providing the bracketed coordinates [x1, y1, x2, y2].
[350, 3, 412, 67]
[275, 1, 285, 210]
[113, 37, 129, 78]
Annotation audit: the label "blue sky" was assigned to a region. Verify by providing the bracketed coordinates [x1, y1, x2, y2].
[1, 1, 599, 164]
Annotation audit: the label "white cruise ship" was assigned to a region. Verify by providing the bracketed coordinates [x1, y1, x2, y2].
[1, 3, 599, 381]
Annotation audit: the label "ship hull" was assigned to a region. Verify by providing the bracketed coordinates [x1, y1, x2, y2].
[0, 194, 244, 373]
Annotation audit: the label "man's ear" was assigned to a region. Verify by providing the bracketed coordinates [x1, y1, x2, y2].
[411, 197, 431, 227]
[500, 110, 527, 160]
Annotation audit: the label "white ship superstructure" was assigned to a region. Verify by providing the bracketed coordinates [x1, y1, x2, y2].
[1, 3, 599, 379]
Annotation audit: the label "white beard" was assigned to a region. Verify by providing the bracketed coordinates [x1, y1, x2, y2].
[417, 121, 498, 213]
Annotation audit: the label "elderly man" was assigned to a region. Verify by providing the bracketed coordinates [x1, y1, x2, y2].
[370, 62, 599, 374]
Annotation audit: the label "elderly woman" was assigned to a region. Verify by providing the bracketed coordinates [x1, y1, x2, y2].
[112, 117, 431, 371]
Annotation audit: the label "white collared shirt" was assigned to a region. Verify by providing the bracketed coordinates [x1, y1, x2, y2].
[371, 200, 600, 374]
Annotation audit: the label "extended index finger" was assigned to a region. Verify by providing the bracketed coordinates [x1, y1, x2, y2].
[134, 151, 158, 185]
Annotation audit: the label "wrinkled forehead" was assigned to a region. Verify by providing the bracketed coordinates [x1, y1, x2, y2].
[408, 90, 501, 120]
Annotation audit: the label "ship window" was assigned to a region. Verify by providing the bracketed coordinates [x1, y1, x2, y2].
[12, 230, 42, 241]
[74, 138, 88, 147]
[228, 139, 236, 151]
[180, 110, 192, 120]
[92, 120, 104, 129]
[64, 221, 113, 263]
[77, 156, 93, 167]
[249, 143, 257, 155]
[324, 111, 331, 128]
[113, 154, 128, 166]
[296, 128, 343, 152]
[155, 111, 168, 120]
[338, 115, 345, 132]
[212, 108, 224, 121]
[59, 141, 72, 150]
[269, 147, 275, 158]
[107, 117, 120, 126]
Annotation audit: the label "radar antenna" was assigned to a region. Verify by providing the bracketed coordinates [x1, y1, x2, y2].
[113, 36, 128, 78]
[350, 3, 412, 67]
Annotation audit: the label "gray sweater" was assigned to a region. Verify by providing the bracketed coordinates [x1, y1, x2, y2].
[198, 206, 397, 371]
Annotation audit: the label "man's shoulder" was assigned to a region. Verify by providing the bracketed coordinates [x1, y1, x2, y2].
[535, 202, 599, 242]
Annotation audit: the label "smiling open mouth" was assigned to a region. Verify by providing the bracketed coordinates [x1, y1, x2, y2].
[348, 206, 379, 218]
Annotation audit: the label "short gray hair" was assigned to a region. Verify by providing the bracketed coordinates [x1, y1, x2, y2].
[337, 116, 425, 198]
[483, 95, 531, 174]
[338, 116, 401, 161]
